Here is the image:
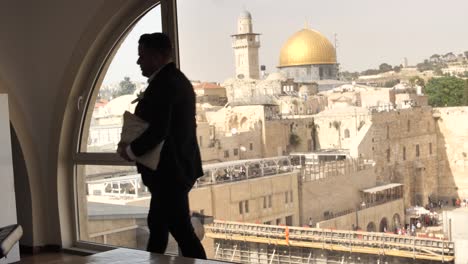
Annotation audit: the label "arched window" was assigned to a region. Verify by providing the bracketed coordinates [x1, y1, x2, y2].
[74, 4, 164, 250]
[366, 222, 376, 232]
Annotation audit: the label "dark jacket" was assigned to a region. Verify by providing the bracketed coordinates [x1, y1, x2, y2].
[131, 62, 203, 191]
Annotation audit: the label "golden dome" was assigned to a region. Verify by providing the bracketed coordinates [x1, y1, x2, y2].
[279, 28, 336, 67]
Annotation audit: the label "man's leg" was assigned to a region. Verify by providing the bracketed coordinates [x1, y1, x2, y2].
[168, 190, 207, 259]
[146, 191, 169, 253]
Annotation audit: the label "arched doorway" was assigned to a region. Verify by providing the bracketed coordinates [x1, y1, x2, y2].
[392, 213, 401, 231]
[379, 217, 388, 232]
[366, 222, 376, 232]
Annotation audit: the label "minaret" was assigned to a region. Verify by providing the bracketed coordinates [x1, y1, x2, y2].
[231, 10, 260, 79]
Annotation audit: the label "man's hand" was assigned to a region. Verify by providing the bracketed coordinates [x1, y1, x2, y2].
[118, 142, 132, 161]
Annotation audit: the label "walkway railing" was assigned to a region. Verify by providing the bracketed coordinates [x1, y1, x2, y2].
[205, 220, 454, 262]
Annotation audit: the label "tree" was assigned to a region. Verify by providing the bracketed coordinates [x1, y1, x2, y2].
[425, 76, 465, 107]
[383, 79, 400, 88]
[114, 76, 136, 97]
[379, 63, 393, 73]
[433, 67, 443, 76]
[464, 80, 468, 106]
[332, 120, 342, 148]
[464, 51, 468, 59]
[393, 65, 402, 73]
[409, 76, 425, 88]
[361, 68, 380, 76]
[289, 133, 301, 148]
[340, 71, 360, 81]
[416, 59, 433, 72]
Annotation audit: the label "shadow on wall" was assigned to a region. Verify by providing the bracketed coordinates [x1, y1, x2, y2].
[434, 110, 461, 204]
[11, 125, 34, 246]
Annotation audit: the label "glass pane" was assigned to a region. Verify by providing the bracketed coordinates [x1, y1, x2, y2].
[76, 164, 178, 255]
[81, 6, 162, 153]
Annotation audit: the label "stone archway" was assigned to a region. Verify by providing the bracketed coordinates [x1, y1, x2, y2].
[392, 213, 401, 231]
[240, 116, 248, 129]
[379, 217, 388, 232]
[366, 222, 376, 232]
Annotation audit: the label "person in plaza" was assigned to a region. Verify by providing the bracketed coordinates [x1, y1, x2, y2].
[118, 32, 206, 259]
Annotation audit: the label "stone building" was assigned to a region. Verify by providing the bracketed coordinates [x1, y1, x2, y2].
[313, 84, 438, 207]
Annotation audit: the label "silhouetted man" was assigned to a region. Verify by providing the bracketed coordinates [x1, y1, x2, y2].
[118, 32, 206, 259]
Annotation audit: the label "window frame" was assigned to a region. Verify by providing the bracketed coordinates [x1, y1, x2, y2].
[71, 0, 179, 251]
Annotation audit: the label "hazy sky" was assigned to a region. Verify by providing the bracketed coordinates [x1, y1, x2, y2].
[103, 0, 468, 84]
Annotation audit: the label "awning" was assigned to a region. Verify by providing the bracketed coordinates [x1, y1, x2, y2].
[361, 183, 403, 193]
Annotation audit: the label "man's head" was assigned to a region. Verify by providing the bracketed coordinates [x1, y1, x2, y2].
[137, 33, 173, 77]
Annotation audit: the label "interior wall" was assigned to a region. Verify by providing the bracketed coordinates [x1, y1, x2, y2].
[0, 0, 158, 247]
[10, 126, 33, 247]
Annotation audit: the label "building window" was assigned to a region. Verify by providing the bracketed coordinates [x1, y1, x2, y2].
[403, 146, 406, 161]
[386, 125, 389, 139]
[416, 144, 420, 157]
[268, 195, 272, 208]
[245, 200, 249, 213]
[249, 142, 253, 151]
[233, 148, 239, 156]
[276, 218, 281, 225]
[224, 150, 229, 158]
[344, 129, 350, 138]
[239, 201, 243, 214]
[263, 196, 267, 209]
[286, 215, 293, 226]
[429, 143, 432, 155]
[290, 191, 293, 203]
[199, 136, 202, 147]
[407, 120, 411, 132]
[386, 148, 391, 162]
[285, 192, 289, 203]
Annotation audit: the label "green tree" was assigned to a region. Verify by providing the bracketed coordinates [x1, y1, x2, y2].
[340, 71, 360, 81]
[409, 76, 425, 87]
[425, 76, 465, 107]
[289, 133, 301, 148]
[464, 80, 468, 106]
[332, 120, 342, 148]
[393, 65, 402, 73]
[433, 67, 443, 76]
[382, 79, 400, 88]
[114, 76, 136, 97]
[416, 59, 433, 72]
[379, 63, 393, 73]
[361, 68, 380, 76]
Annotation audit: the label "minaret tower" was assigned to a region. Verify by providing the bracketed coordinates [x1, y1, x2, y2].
[231, 10, 260, 79]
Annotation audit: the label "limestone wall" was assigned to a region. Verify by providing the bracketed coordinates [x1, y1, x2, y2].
[300, 165, 376, 226]
[435, 107, 468, 200]
[367, 108, 438, 207]
[313, 107, 370, 150]
[264, 118, 314, 156]
[316, 199, 404, 232]
[189, 171, 300, 226]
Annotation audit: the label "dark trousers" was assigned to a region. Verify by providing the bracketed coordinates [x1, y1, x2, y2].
[146, 184, 206, 259]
